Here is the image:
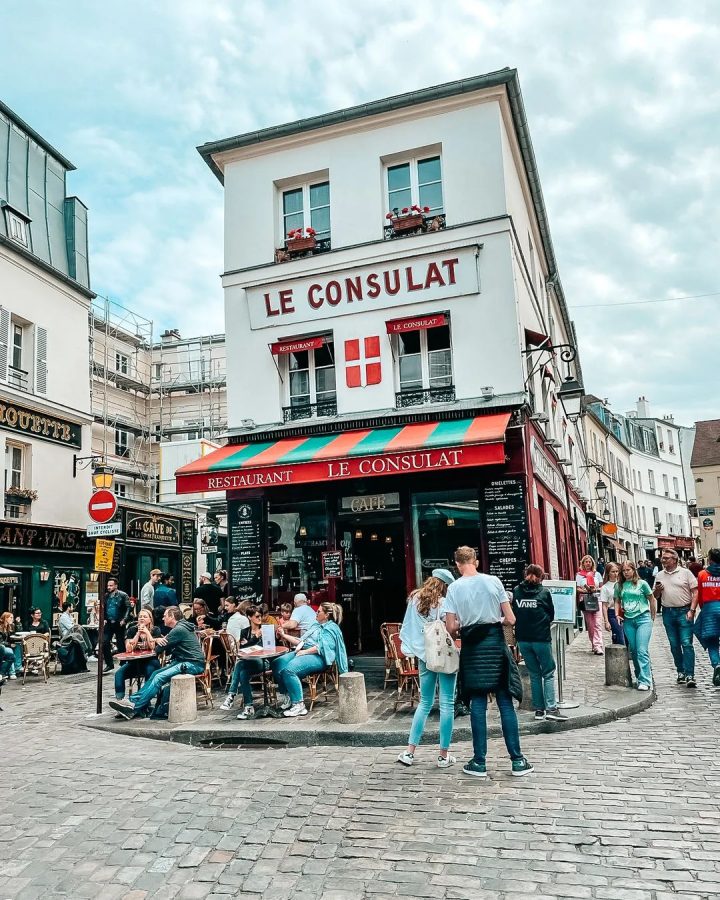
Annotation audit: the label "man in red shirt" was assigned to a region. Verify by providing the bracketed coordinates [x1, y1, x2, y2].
[689, 548, 720, 685]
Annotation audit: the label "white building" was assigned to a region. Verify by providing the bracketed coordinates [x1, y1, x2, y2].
[0, 100, 94, 621]
[178, 69, 590, 644]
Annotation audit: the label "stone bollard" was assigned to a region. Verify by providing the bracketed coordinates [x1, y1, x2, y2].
[517, 663, 534, 711]
[168, 674, 198, 724]
[605, 644, 632, 687]
[337, 671, 369, 724]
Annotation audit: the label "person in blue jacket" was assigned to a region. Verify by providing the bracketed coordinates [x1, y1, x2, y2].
[274, 602, 348, 718]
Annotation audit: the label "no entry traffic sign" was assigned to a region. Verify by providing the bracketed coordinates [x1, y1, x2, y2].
[88, 489, 117, 524]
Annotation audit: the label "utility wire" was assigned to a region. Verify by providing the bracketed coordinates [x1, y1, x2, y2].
[570, 290, 720, 309]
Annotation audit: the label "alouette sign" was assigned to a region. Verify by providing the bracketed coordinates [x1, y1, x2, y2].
[247, 247, 479, 329]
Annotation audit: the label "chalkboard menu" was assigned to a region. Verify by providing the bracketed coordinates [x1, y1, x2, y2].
[228, 499, 264, 602]
[321, 550, 343, 580]
[481, 477, 530, 590]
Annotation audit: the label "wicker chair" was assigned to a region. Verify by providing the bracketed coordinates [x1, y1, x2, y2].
[305, 662, 339, 711]
[380, 622, 401, 689]
[194, 635, 215, 708]
[217, 631, 238, 685]
[388, 632, 419, 710]
[22, 634, 51, 685]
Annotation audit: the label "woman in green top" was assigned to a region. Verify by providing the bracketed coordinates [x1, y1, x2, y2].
[615, 561, 656, 690]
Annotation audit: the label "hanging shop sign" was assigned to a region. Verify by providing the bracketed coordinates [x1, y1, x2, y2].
[530, 437, 567, 506]
[386, 313, 447, 334]
[125, 512, 180, 546]
[0, 398, 82, 448]
[247, 247, 478, 329]
[270, 336, 324, 355]
[340, 492, 400, 513]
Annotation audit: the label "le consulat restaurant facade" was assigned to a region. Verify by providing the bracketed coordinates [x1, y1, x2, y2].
[177, 69, 591, 653]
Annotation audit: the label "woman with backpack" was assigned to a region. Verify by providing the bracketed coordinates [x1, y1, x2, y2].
[397, 568, 458, 769]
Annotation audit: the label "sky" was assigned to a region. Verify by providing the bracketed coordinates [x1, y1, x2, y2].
[1, 1, 718, 425]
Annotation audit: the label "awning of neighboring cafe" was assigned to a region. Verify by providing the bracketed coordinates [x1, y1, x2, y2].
[175, 412, 511, 494]
[0, 566, 21, 585]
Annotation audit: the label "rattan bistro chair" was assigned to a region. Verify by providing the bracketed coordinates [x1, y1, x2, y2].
[380, 622, 401, 689]
[305, 662, 340, 711]
[194, 635, 215, 708]
[22, 634, 51, 685]
[388, 632, 419, 710]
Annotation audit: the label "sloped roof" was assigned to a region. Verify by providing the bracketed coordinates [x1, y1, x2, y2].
[691, 419, 720, 467]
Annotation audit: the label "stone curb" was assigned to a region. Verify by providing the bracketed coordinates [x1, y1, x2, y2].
[82, 686, 656, 749]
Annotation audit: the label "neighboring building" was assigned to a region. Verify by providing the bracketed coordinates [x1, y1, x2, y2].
[690, 418, 720, 555]
[178, 69, 591, 652]
[0, 100, 95, 624]
[678, 424, 701, 552]
[583, 397, 638, 562]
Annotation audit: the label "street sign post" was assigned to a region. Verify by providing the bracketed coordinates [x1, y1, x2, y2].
[88, 489, 117, 524]
[94, 539, 115, 573]
[86, 522, 122, 537]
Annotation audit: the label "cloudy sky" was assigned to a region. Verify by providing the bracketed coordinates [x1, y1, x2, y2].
[2, 1, 718, 425]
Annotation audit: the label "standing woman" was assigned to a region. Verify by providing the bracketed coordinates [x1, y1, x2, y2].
[615, 560, 656, 691]
[600, 563, 625, 645]
[576, 555, 604, 654]
[396, 569, 457, 769]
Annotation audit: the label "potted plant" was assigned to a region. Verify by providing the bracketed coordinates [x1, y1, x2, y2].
[286, 226, 317, 254]
[5, 486, 38, 504]
[386, 205, 430, 234]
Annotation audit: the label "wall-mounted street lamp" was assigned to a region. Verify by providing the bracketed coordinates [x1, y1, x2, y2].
[557, 375, 584, 422]
[39, 566, 51, 582]
[595, 479, 609, 503]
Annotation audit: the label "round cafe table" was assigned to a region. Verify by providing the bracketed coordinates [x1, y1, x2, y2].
[236, 646, 288, 718]
[114, 650, 156, 662]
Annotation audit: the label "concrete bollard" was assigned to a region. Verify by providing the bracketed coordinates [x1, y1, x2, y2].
[337, 671, 369, 724]
[605, 644, 632, 687]
[168, 674, 198, 724]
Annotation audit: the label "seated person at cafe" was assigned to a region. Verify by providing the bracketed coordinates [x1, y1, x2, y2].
[0, 611, 20, 678]
[277, 603, 294, 627]
[58, 602, 75, 638]
[189, 599, 221, 631]
[285, 593, 317, 635]
[27, 607, 50, 634]
[261, 602, 278, 626]
[114, 608, 162, 701]
[0, 618, 15, 681]
[274, 602, 348, 718]
[224, 597, 250, 642]
[220, 605, 265, 717]
[110, 606, 206, 719]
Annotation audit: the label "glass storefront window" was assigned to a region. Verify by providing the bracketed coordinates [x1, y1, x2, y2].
[411, 489, 481, 583]
[268, 500, 328, 604]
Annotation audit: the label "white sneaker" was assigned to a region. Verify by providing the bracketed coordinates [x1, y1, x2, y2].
[437, 754, 457, 769]
[283, 702, 308, 718]
[276, 693, 292, 711]
[236, 705, 255, 720]
[9, 672, 17, 680]
[397, 751, 414, 766]
[87, 655, 98, 663]
[637, 683, 650, 691]
[220, 693, 236, 711]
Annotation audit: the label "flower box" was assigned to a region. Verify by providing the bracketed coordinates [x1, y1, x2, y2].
[5, 492, 33, 505]
[287, 236, 318, 254]
[391, 213, 425, 233]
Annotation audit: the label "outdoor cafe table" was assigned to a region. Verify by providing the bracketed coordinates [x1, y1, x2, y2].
[236, 646, 288, 718]
[114, 650, 156, 662]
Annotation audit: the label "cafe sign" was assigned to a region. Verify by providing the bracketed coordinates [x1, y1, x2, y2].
[0, 398, 82, 448]
[340, 492, 400, 513]
[125, 513, 180, 546]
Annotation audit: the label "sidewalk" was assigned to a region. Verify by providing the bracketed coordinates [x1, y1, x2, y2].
[83, 631, 655, 748]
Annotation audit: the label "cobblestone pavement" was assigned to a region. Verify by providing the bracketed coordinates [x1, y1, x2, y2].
[2, 626, 720, 899]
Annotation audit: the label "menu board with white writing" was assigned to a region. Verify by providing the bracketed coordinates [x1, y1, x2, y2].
[481, 478, 530, 590]
[228, 499, 264, 602]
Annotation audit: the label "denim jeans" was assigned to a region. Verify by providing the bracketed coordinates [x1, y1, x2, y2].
[623, 612, 653, 687]
[0, 645, 14, 676]
[707, 640, 720, 668]
[129, 661, 205, 712]
[407, 660, 457, 751]
[517, 641, 556, 710]
[114, 658, 161, 699]
[607, 608, 625, 646]
[228, 658, 264, 704]
[273, 651, 326, 704]
[470, 689, 522, 764]
[662, 606, 695, 677]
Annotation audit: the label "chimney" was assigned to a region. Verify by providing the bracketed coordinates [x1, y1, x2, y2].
[161, 329, 181, 343]
[636, 396, 651, 418]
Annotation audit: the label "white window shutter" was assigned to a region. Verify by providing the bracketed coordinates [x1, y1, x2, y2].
[0, 307, 8, 382]
[35, 325, 48, 394]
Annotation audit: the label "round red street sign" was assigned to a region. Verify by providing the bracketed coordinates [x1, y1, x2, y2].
[88, 489, 117, 524]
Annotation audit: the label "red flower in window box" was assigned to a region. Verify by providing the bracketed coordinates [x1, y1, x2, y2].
[285, 226, 318, 254]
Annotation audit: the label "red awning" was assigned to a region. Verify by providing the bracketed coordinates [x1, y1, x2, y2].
[524, 327, 549, 347]
[270, 336, 323, 355]
[175, 413, 510, 494]
[386, 313, 447, 334]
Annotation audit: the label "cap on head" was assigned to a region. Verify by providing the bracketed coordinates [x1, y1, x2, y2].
[431, 568, 455, 586]
[201, 572, 212, 580]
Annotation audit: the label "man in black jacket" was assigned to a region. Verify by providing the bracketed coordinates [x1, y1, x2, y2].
[109, 607, 205, 719]
[102, 578, 131, 673]
[512, 564, 566, 722]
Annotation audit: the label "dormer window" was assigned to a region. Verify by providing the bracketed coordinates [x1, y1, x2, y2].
[3, 205, 30, 248]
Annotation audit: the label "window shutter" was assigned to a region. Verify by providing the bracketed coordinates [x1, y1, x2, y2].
[0, 307, 8, 382]
[35, 325, 48, 394]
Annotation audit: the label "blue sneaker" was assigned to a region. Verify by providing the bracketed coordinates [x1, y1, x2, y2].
[462, 759, 487, 778]
[511, 756, 534, 777]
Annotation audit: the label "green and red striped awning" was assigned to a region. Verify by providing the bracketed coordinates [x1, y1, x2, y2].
[175, 413, 510, 494]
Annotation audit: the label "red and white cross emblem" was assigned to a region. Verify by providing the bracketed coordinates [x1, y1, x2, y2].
[345, 336, 381, 388]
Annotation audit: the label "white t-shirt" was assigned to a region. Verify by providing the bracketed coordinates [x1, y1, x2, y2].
[442, 574, 505, 626]
[291, 603, 318, 634]
[226, 612, 250, 641]
[599, 582, 615, 606]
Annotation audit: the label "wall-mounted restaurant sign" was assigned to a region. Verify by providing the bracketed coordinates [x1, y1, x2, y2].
[0, 398, 82, 449]
[125, 513, 180, 546]
[340, 492, 400, 513]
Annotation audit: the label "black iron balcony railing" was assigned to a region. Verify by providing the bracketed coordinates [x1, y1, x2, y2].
[395, 385, 456, 409]
[8, 365, 29, 392]
[283, 398, 338, 422]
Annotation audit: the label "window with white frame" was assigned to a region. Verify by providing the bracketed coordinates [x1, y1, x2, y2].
[652, 507, 660, 529]
[4, 208, 29, 248]
[282, 181, 330, 242]
[115, 352, 129, 375]
[667, 428, 674, 452]
[672, 476, 679, 498]
[662, 473, 669, 496]
[115, 428, 131, 458]
[648, 469, 656, 493]
[641, 506, 647, 530]
[286, 342, 336, 417]
[5, 443, 24, 489]
[396, 324, 453, 398]
[386, 155, 443, 216]
[114, 482, 127, 498]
